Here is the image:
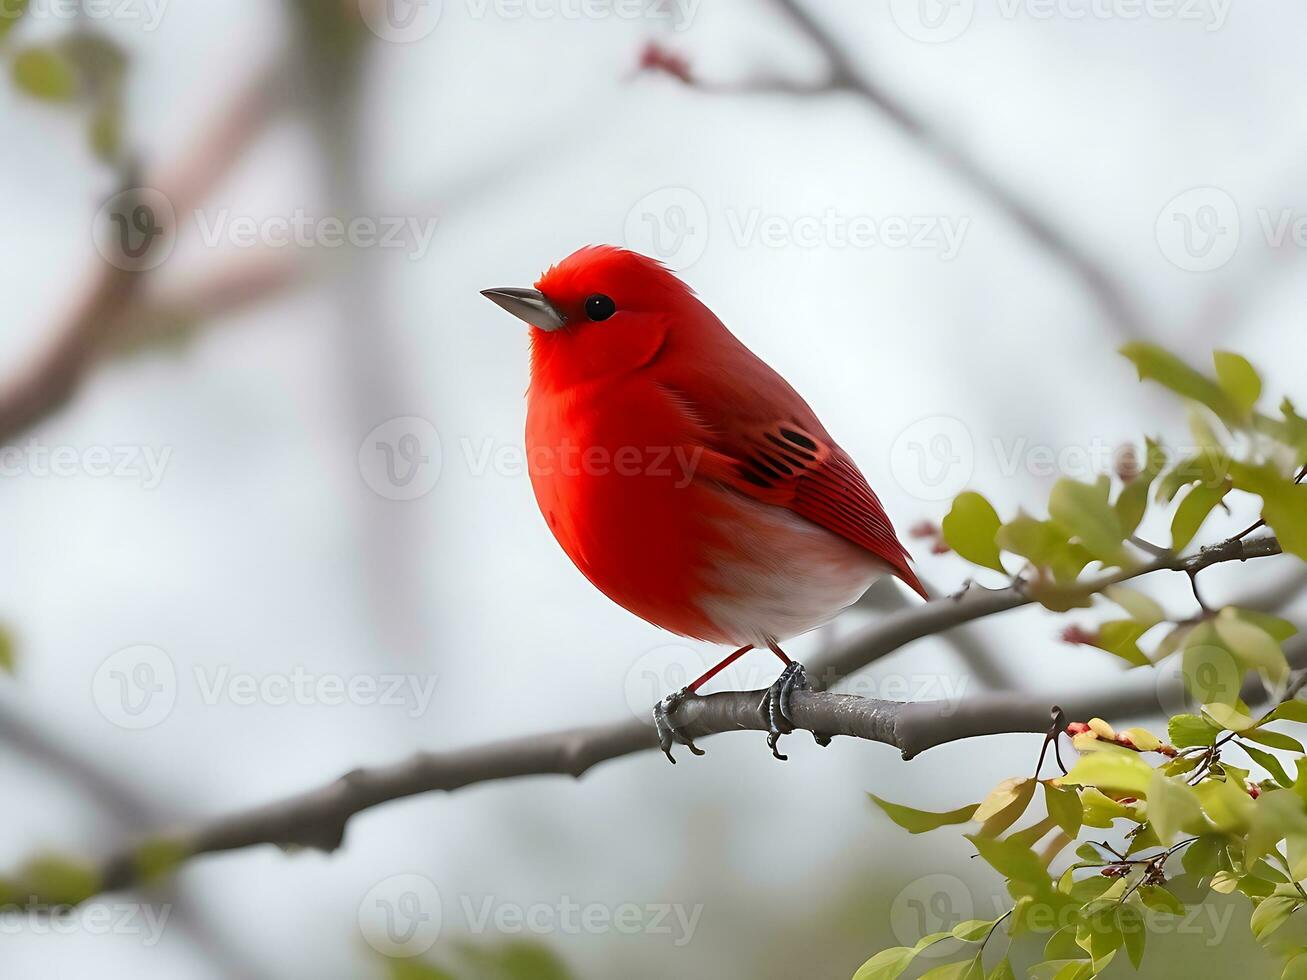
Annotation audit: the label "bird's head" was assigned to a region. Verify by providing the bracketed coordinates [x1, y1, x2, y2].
[482, 245, 707, 390]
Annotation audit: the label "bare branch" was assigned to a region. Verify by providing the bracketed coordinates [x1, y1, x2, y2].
[0, 61, 282, 446]
[35, 534, 1284, 905]
[652, 0, 1150, 338]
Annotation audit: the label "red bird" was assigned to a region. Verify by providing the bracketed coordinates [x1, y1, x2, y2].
[483, 246, 926, 761]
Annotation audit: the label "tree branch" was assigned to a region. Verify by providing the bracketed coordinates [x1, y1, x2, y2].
[43, 534, 1284, 905]
[655, 0, 1150, 338]
[0, 61, 281, 446]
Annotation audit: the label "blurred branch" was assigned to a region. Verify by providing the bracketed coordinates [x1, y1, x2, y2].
[42, 533, 1283, 904]
[107, 252, 304, 356]
[641, 0, 1150, 338]
[852, 575, 1020, 691]
[0, 694, 273, 979]
[0, 61, 283, 446]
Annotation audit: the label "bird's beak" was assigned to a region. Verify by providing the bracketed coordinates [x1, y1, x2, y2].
[480, 287, 566, 332]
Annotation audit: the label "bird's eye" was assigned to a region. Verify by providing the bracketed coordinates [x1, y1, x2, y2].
[584, 294, 616, 322]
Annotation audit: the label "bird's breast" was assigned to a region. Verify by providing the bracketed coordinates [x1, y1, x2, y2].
[526, 379, 730, 640]
[524, 381, 881, 645]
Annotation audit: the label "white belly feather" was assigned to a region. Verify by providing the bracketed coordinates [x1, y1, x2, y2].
[695, 494, 886, 646]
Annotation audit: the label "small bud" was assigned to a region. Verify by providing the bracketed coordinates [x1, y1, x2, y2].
[1114, 444, 1140, 484]
[1066, 722, 1091, 736]
[1088, 717, 1117, 740]
[1061, 625, 1099, 646]
[909, 520, 940, 539]
[637, 42, 693, 84]
[1116, 734, 1136, 750]
[1248, 783, 1262, 799]
[1071, 732, 1100, 752]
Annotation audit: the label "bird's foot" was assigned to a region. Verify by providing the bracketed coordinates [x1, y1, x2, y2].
[653, 688, 705, 764]
[759, 661, 829, 759]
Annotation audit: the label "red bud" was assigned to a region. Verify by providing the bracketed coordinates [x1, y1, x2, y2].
[637, 42, 693, 84]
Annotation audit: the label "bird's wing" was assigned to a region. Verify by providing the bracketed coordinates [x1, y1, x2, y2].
[656, 370, 928, 600]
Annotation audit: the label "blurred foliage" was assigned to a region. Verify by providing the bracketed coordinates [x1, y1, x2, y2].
[2, 1, 127, 164]
[858, 347, 1307, 979]
[0, 625, 15, 675]
[384, 939, 575, 980]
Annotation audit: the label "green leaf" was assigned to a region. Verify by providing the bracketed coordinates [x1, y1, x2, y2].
[1091, 619, 1152, 667]
[1241, 742, 1293, 788]
[853, 933, 957, 980]
[0, 0, 28, 42]
[133, 838, 189, 884]
[966, 835, 1051, 892]
[1139, 885, 1185, 916]
[1247, 790, 1307, 865]
[942, 492, 1006, 573]
[1170, 480, 1230, 551]
[996, 514, 1065, 565]
[1229, 461, 1307, 560]
[869, 796, 979, 834]
[1216, 609, 1290, 684]
[1195, 778, 1255, 833]
[1044, 784, 1083, 838]
[386, 960, 459, 980]
[1251, 895, 1299, 942]
[1285, 953, 1307, 980]
[974, 778, 1037, 838]
[1079, 787, 1137, 828]
[951, 919, 994, 942]
[1028, 961, 1094, 980]
[1213, 351, 1261, 416]
[89, 100, 122, 163]
[1103, 584, 1165, 627]
[1120, 342, 1240, 421]
[1169, 713, 1221, 748]
[1114, 438, 1167, 536]
[1118, 902, 1146, 969]
[919, 955, 984, 980]
[1182, 836, 1224, 879]
[454, 940, 574, 980]
[18, 854, 100, 906]
[1203, 701, 1258, 732]
[1229, 608, 1299, 644]
[1182, 622, 1243, 707]
[12, 46, 79, 101]
[1061, 748, 1155, 795]
[1244, 729, 1304, 752]
[1049, 477, 1128, 567]
[987, 959, 1016, 980]
[1148, 771, 1205, 844]
[1076, 906, 1124, 963]
[1266, 701, 1307, 726]
[853, 948, 918, 980]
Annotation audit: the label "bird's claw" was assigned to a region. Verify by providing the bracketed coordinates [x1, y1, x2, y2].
[760, 661, 829, 760]
[653, 688, 705, 764]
